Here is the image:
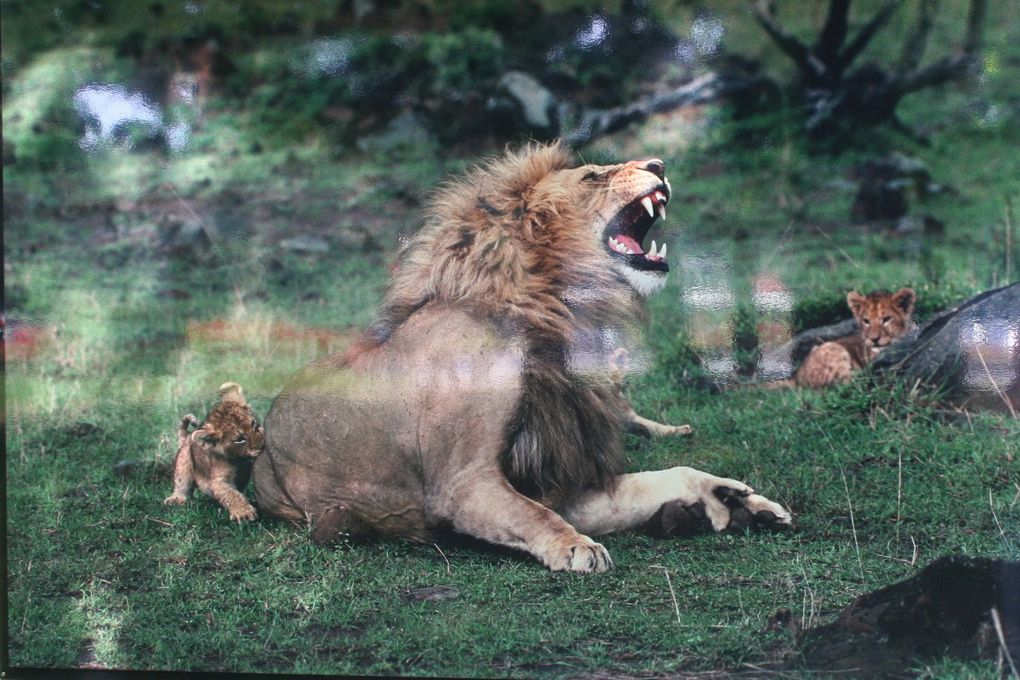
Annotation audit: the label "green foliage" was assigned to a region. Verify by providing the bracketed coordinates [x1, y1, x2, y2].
[422, 28, 504, 95]
[731, 302, 760, 375]
[791, 291, 854, 333]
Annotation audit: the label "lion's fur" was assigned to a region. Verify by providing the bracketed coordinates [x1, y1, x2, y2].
[343, 143, 641, 498]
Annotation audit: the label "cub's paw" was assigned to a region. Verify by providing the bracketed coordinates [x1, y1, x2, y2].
[163, 494, 188, 506]
[546, 536, 613, 574]
[229, 504, 258, 523]
[664, 423, 693, 436]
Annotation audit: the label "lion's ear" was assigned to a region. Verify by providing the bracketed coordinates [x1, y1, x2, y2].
[892, 287, 916, 315]
[846, 291, 865, 317]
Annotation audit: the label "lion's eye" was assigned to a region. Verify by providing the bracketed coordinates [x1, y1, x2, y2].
[862, 318, 870, 325]
[882, 316, 891, 324]
[582, 171, 601, 182]
[234, 435, 247, 444]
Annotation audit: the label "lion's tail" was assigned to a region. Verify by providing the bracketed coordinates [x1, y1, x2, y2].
[177, 413, 200, 448]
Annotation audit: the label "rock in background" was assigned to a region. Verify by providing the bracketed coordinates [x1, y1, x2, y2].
[872, 282, 1019, 415]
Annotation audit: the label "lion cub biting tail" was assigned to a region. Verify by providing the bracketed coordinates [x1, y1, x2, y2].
[791, 287, 916, 388]
[164, 382, 264, 522]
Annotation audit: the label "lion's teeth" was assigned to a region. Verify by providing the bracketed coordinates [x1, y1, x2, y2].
[657, 203, 666, 220]
[641, 196, 654, 217]
[660, 242, 667, 259]
[655, 191, 666, 203]
[649, 240, 657, 258]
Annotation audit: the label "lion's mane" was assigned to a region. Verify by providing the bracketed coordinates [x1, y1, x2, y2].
[345, 144, 643, 499]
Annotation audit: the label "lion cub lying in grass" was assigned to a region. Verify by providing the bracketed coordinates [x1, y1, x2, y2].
[164, 382, 264, 522]
[790, 287, 916, 388]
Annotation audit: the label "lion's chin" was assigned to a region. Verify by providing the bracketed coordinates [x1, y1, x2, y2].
[618, 266, 668, 297]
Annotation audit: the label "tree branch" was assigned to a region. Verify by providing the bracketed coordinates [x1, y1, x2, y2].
[962, 0, 987, 56]
[897, 0, 987, 95]
[815, 0, 851, 69]
[748, 0, 828, 80]
[564, 73, 755, 148]
[838, 0, 904, 70]
[897, 0, 937, 75]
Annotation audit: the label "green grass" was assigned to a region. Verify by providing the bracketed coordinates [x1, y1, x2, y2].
[5, 2, 1020, 677]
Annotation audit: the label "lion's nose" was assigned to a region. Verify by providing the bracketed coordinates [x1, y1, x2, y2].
[642, 159, 665, 179]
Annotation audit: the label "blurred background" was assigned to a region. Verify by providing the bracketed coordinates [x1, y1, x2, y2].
[2, 1, 1019, 674]
[3, 0, 1016, 405]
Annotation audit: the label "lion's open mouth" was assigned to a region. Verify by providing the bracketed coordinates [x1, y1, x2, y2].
[603, 185, 670, 273]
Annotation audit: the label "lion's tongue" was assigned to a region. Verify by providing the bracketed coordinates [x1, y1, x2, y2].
[611, 234, 643, 255]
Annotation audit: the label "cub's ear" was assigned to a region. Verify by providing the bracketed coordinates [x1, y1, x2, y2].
[892, 287, 916, 315]
[846, 291, 865, 316]
[218, 381, 246, 404]
[190, 426, 218, 446]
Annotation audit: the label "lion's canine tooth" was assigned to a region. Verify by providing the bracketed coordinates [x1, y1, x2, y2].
[660, 242, 667, 259]
[657, 203, 666, 220]
[649, 240, 657, 258]
[641, 196, 654, 217]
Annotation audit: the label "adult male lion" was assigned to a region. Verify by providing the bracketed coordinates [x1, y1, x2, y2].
[254, 144, 791, 573]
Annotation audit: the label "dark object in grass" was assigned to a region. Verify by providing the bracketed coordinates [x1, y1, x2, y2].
[851, 153, 934, 223]
[796, 555, 1020, 673]
[401, 586, 459, 603]
[113, 459, 141, 477]
[871, 282, 1020, 415]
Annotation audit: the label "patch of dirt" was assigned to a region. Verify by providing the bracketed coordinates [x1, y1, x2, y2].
[76, 638, 105, 669]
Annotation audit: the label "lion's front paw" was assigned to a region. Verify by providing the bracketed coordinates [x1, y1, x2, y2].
[164, 494, 188, 506]
[713, 485, 792, 532]
[546, 536, 613, 574]
[229, 503, 258, 523]
[664, 423, 693, 436]
[693, 472, 792, 532]
[647, 468, 792, 536]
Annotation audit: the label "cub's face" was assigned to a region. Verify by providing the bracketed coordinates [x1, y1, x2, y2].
[195, 401, 265, 459]
[556, 158, 672, 296]
[847, 288, 917, 353]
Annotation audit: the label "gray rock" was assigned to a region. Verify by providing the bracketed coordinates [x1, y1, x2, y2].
[157, 215, 211, 256]
[872, 283, 1019, 413]
[401, 586, 459, 603]
[279, 235, 329, 254]
[497, 71, 558, 135]
[356, 110, 433, 153]
[760, 317, 864, 380]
